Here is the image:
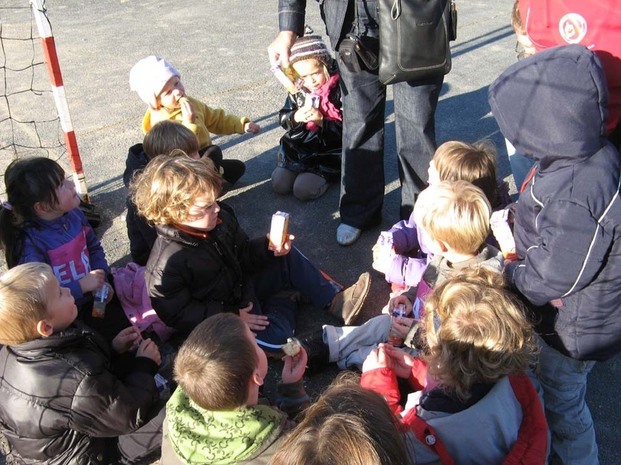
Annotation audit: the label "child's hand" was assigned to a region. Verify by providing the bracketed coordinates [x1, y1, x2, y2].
[238, 302, 270, 334]
[388, 294, 413, 316]
[79, 269, 105, 293]
[390, 316, 415, 340]
[111, 326, 142, 354]
[136, 338, 161, 366]
[362, 344, 392, 373]
[180, 97, 196, 124]
[281, 347, 308, 384]
[244, 121, 261, 134]
[293, 107, 322, 124]
[267, 233, 295, 257]
[381, 344, 416, 379]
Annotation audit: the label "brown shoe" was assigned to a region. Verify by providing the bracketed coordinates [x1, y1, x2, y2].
[329, 272, 371, 325]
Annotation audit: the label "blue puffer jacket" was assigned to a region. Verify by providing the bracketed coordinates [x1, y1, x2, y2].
[489, 45, 621, 361]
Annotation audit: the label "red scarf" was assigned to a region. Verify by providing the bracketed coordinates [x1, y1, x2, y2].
[306, 73, 342, 133]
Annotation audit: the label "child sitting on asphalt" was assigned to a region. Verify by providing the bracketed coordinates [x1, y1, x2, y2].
[123, 120, 209, 266]
[130, 55, 260, 185]
[270, 373, 412, 465]
[294, 180, 503, 371]
[161, 312, 309, 464]
[0, 157, 130, 341]
[361, 268, 548, 464]
[130, 155, 370, 357]
[0, 262, 164, 465]
[272, 31, 342, 201]
[372, 140, 510, 292]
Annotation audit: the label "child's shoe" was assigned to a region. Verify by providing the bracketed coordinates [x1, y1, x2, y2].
[220, 159, 246, 185]
[328, 272, 371, 325]
[296, 329, 330, 375]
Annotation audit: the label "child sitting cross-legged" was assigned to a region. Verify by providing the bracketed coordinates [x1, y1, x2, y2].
[295, 180, 504, 371]
[161, 312, 309, 465]
[0, 262, 165, 465]
[130, 156, 370, 361]
[372, 140, 511, 292]
[361, 268, 548, 464]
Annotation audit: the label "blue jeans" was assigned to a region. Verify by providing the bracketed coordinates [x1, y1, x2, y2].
[536, 338, 599, 464]
[251, 246, 341, 348]
[505, 138, 535, 190]
[338, 0, 443, 227]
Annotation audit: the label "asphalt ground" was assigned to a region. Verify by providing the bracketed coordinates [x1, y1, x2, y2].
[1, 0, 619, 463]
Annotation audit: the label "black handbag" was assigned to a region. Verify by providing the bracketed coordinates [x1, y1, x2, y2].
[378, 0, 457, 85]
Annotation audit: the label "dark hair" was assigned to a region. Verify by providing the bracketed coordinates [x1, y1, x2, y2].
[271, 373, 411, 465]
[0, 157, 65, 268]
[173, 313, 258, 410]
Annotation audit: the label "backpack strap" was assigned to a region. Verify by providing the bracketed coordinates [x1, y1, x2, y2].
[402, 409, 455, 465]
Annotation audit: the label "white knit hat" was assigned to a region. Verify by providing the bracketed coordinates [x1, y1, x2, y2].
[129, 56, 180, 108]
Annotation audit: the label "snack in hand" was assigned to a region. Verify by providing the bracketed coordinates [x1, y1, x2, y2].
[282, 337, 302, 357]
[268, 211, 290, 251]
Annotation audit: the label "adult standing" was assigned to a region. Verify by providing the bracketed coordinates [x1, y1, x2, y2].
[269, 0, 444, 245]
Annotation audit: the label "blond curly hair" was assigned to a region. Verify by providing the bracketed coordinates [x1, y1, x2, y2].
[130, 155, 222, 225]
[423, 267, 537, 401]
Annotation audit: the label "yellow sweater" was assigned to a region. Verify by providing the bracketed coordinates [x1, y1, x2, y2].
[141, 96, 249, 149]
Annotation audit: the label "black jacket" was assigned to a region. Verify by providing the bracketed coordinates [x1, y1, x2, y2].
[0, 323, 159, 464]
[277, 83, 342, 181]
[489, 45, 621, 361]
[145, 206, 273, 338]
[123, 143, 157, 266]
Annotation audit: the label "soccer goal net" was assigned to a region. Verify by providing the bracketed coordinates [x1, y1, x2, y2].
[0, 0, 88, 200]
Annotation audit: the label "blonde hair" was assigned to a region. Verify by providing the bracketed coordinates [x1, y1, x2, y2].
[433, 140, 499, 207]
[143, 120, 199, 159]
[414, 180, 491, 255]
[174, 313, 258, 410]
[270, 373, 410, 465]
[130, 155, 222, 225]
[0, 262, 56, 345]
[423, 267, 536, 401]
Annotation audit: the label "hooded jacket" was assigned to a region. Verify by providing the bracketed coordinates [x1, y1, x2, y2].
[489, 45, 621, 361]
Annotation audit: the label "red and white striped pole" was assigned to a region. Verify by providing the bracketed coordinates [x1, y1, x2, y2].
[30, 0, 91, 203]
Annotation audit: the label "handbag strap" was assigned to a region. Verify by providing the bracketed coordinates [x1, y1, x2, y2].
[391, 0, 401, 20]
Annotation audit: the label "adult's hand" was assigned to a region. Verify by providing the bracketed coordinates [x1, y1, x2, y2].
[268, 31, 297, 67]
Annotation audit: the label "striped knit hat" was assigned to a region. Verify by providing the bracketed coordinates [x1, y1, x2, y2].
[289, 32, 331, 66]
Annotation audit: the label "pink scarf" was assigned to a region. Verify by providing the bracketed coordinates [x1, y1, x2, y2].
[306, 73, 342, 132]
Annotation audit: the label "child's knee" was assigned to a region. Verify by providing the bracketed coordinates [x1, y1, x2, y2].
[271, 167, 296, 195]
[293, 173, 328, 201]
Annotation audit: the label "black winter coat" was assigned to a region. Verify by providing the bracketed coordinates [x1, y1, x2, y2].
[489, 45, 621, 361]
[277, 84, 342, 181]
[0, 323, 159, 464]
[145, 206, 273, 338]
[123, 143, 157, 266]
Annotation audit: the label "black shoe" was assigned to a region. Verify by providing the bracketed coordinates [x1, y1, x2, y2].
[220, 159, 246, 185]
[296, 329, 330, 375]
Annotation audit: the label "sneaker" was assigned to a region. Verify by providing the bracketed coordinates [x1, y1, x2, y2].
[296, 329, 330, 375]
[336, 223, 362, 246]
[328, 272, 371, 325]
[220, 159, 246, 185]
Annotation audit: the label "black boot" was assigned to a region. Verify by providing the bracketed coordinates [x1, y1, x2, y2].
[296, 329, 330, 375]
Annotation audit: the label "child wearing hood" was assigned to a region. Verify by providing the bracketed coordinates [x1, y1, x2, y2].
[489, 44, 621, 464]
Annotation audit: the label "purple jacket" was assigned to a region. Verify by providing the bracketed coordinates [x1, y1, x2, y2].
[20, 209, 109, 305]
